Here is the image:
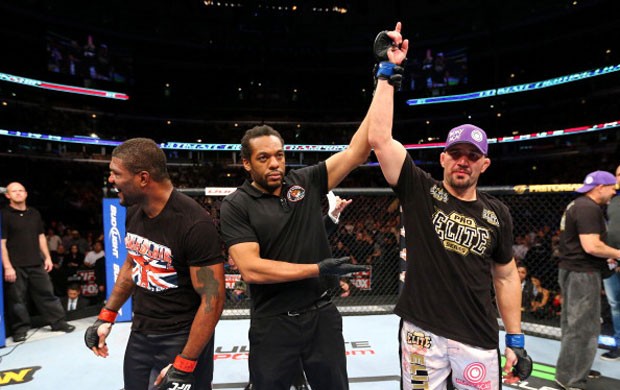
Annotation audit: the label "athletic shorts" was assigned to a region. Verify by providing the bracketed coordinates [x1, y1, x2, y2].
[400, 320, 500, 390]
[123, 329, 214, 390]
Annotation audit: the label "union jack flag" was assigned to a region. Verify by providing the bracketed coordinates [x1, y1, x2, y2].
[126, 233, 177, 292]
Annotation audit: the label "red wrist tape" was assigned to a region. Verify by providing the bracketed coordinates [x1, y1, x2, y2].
[173, 354, 197, 373]
[98, 308, 118, 323]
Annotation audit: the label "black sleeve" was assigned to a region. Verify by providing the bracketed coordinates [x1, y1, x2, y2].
[184, 219, 225, 267]
[220, 195, 258, 248]
[324, 215, 337, 235]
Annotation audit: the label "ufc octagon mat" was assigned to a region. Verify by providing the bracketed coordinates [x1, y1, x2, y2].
[0, 314, 618, 389]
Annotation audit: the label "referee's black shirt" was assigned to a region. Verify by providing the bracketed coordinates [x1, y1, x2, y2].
[220, 162, 332, 318]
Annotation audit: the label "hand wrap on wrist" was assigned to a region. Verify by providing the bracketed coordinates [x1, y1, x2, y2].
[98, 307, 118, 323]
[374, 61, 405, 90]
[173, 354, 197, 373]
[506, 333, 533, 380]
[505, 333, 524, 348]
[156, 355, 196, 390]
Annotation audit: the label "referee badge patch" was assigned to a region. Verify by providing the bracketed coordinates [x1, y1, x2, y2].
[287, 185, 306, 202]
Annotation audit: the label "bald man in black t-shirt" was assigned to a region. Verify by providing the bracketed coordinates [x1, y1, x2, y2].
[2, 182, 75, 342]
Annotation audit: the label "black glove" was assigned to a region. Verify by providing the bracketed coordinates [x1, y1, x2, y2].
[156, 354, 197, 390]
[510, 347, 533, 380]
[373, 30, 393, 61]
[84, 308, 117, 350]
[372, 29, 406, 90]
[318, 257, 367, 276]
[84, 319, 107, 349]
[505, 333, 533, 381]
[156, 365, 194, 390]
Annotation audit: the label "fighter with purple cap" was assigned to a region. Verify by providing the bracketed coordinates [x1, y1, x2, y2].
[368, 25, 532, 388]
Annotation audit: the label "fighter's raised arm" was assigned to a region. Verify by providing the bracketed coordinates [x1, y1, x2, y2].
[368, 22, 409, 186]
[326, 22, 408, 190]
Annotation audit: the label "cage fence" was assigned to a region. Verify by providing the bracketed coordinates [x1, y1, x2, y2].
[179, 184, 613, 341]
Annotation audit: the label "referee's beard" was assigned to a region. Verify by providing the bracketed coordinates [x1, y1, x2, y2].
[250, 170, 283, 194]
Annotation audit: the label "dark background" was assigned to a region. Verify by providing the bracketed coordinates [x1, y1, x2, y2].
[0, 0, 619, 230]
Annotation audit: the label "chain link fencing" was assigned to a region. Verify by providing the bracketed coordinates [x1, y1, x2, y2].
[182, 184, 615, 341]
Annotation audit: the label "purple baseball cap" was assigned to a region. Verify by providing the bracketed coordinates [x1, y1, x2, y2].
[444, 124, 488, 155]
[575, 170, 617, 193]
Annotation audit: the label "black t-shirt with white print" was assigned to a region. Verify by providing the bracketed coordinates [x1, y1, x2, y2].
[126, 190, 223, 334]
[394, 155, 513, 349]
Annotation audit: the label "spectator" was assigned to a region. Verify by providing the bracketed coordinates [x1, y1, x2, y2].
[518, 265, 535, 312]
[332, 240, 352, 259]
[83, 240, 106, 303]
[50, 243, 68, 296]
[555, 171, 620, 389]
[61, 228, 73, 250]
[230, 280, 249, 303]
[512, 235, 530, 263]
[1, 182, 75, 342]
[551, 292, 563, 317]
[61, 283, 90, 312]
[83, 240, 105, 268]
[64, 243, 84, 283]
[85, 231, 95, 250]
[338, 277, 359, 298]
[351, 231, 373, 264]
[67, 229, 89, 254]
[46, 227, 62, 255]
[528, 275, 551, 319]
[602, 163, 620, 361]
[523, 235, 552, 289]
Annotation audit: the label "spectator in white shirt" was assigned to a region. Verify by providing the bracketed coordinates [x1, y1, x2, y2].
[83, 241, 105, 267]
[46, 228, 62, 254]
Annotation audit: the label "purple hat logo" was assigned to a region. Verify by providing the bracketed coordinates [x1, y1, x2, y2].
[575, 170, 616, 193]
[444, 124, 488, 155]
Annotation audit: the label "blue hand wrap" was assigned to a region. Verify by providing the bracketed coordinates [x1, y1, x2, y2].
[376, 62, 396, 78]
[506, 333, 525, 348]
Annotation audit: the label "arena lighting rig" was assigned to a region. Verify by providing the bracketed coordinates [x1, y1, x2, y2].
[0, 72, 129, 100]
[1, 63, 618, 104]
[406, 64, 620, 106]
[0, 120, 618, 151]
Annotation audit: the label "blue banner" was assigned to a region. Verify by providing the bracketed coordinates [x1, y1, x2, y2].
[0, 215, 5, 346]
[102, 198, 132, 322]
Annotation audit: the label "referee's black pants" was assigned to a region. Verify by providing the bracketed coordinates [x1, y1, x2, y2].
[249, 303, 348, 390]
[123, 329, 215, 390]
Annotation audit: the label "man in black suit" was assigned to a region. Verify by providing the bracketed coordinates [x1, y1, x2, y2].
[61, 284, 90, 313]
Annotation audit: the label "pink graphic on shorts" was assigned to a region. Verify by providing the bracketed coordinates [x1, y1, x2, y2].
[463, 362, 486, 384]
